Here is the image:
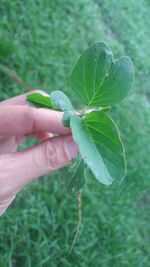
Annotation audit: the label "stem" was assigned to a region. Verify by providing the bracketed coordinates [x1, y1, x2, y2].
[69, 191, 82, 253]
[78, 107, 101, 117]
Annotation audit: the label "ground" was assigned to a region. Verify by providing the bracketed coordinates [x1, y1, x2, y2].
[0, 0, 150, 266]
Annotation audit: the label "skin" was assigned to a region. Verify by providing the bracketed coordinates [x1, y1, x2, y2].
[0, 90, 78, 216]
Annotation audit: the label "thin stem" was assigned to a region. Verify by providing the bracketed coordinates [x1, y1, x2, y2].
[69, 191, 82, 253]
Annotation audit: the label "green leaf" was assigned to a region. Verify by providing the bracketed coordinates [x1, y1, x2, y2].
[71, 42, 134, 107]
[60, 154, 86, 191]
[70, 111, 126, 185]
[70, 114, 112, 185]
[50, 90, 74, 111]
[25, 42, 132, 190]
[92, 56, 135, 107]
[27, 93, 58, 109]
[84, 111, 126, 181]
[62, 110, 75, 127]
[50, 90, 75, 127]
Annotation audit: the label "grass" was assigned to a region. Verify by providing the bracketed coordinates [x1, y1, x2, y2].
[0, 0, 150, 266]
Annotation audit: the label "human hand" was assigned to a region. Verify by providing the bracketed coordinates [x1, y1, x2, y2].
[0, 91, 78, 216]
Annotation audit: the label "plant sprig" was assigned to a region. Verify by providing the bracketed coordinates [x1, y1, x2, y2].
[27, 42, 134, 191]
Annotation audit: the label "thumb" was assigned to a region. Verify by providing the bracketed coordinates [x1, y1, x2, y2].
[0, 135, 78, 195]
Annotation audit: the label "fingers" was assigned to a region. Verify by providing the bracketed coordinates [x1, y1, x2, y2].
[0, 135, 78, 196]
[0, 105, 71, 136]
[0, 90, 47, 106]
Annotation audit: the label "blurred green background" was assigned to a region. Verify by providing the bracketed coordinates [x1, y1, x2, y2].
[0, 0, 150, 266]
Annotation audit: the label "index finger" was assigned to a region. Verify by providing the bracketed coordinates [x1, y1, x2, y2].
[0, 105, 71, 136]
[0, 90, 47, 106]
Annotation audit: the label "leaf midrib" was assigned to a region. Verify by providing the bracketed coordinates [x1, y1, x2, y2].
[87, 60, 113, 107]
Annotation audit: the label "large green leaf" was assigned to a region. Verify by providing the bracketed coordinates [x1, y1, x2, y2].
[70, 111, 126, 185]
[60, 154, 86, 191]
[71, 42, 134, 107]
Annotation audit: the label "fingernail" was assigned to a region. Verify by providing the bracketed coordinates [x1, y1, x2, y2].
[64, 137, 78, 160]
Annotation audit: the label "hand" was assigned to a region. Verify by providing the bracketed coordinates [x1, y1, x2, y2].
[0, 91, 78, 216]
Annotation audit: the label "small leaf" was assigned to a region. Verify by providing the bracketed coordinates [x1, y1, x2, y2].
[60, 154, 86, 191]
[50, 90, 74, 111]
[27, 93, 58, 109]
[62, 110, 75, 127]
[70, 111, 126, 185]
[50, 90, 75, 127]
[71, 42, 134, 107]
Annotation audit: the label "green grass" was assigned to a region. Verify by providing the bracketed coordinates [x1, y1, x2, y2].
[0, 0, 150, 266]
